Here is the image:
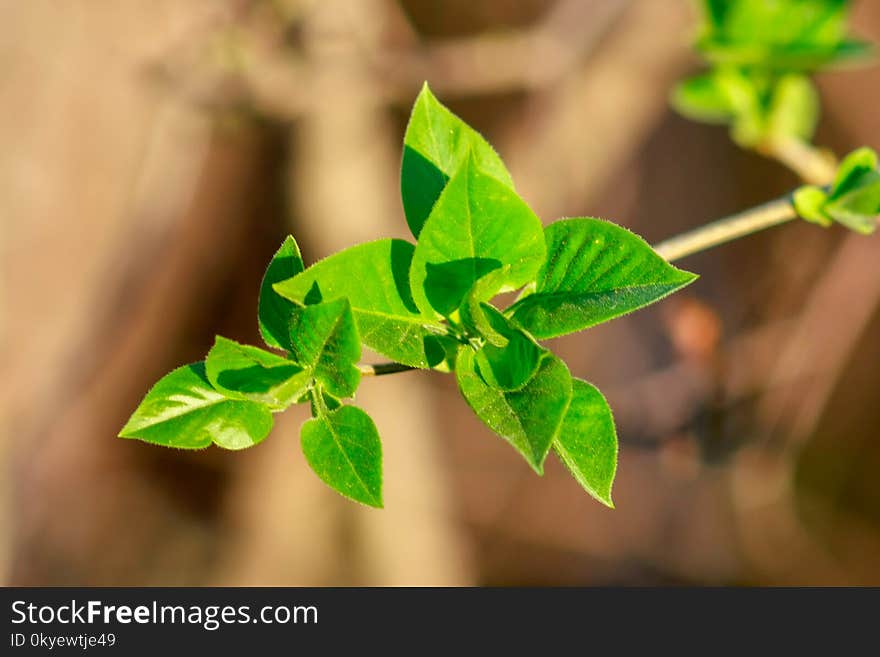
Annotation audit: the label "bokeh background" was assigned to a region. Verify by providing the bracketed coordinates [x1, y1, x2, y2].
[2, 0, 879, 586]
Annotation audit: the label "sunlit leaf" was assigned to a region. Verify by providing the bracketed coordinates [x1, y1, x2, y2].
[259, 236, 305, 351]
[301, 404, 383, 508]
[120, 363, 273, 450]
[410, 155, 546, 317]
[554, 379, 617, 508]
[205, 336, 310, 409]
[456, 347, 572, 473]
[509, 218, 697, 339]
[274, 239, 446, 368]
[401, 82, 514, 238]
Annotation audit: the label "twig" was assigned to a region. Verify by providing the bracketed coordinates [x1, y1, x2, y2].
[358, 362, 418, 376]
[758, 138, 838, 187]
[652, 197, 798, 263]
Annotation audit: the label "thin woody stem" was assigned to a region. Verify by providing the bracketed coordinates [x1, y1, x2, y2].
[358, 362, 418, 376]
[758, 138, 838, 187]
[652, 196, 798, 263]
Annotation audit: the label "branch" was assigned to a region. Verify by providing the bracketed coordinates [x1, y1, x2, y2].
[358, 362, 418, 376]
[652, 196, 797, 263]
[758, 138, 838, 187]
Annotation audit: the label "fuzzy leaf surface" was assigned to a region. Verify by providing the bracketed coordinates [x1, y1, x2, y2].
[301, 405, 383, 508]
[456, 347, 572, 473]
[120, 363, 273, 450]
[410, 156, 545, 317]
[259, 236, 305, 350]
[274, 239, 446, 368]
[401, 82, 514, 238]
[509, 218, 697, 339]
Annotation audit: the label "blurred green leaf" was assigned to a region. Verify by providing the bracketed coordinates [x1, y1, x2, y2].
[766, 74, 819, 143]
[509, 218, 697, 340]
[259, 236, 305, 351]
[794, 147, 879, 234]
[793, 185, 832, 226]
[119, 363, 273, 450]
[301, 404, 383, 508]
[554, 379, 617, 508]
[826, 174, 880, 234]
[830, 146, 878, 197]
[401, 82, 514, 238]
[696, 0, 869, 70]
[671, 73, 736, 124]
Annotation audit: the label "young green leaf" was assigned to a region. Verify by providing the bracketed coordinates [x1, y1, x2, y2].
[696, 0, 869, 70]
[826, 175, 880, 234]
[409, 155, 546, 317]
[273, 239, 446, 368]
[553, 379, 618, 508]
[766, 74, 819, 143]
[458, 267, 520, 347]
[830, 146, 878, 197]
[456, 346, 572, 473]
[259, 236, 305, 351]
[205, 336, 311, 409]
[472, 304, 543, 391]
[401, 82, 514, 238]
[301, 404, 383, 508]
[793, 148, 879, 234]
[671, 73, 736, 125]
[119, 362, 273, 450]
[289, 298, 361, 399]
[793, 185, 832, 227]
[508, 218, 697, 340]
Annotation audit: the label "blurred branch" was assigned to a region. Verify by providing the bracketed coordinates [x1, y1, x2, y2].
[153, 0, 631, 120]
[758, 138, 838, 186]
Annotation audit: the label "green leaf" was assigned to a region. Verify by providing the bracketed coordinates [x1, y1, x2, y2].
[695, 0, 868, 71]
[259, 236, 305, 351]
[508, 218, 697, 340]
[671, 73, 735, 124]
[794, 148, 879, 234]
[830, 147, 878, 198]
[456, 346, 572, 473]
[793, 185, 832, 227]
[472, 304, 542, 391]
[459, 268, 512, 347]
[410, 155, 546, 317]
[715, 68, 766, 147]
[401, 82, 514, 238]
[301, 404, 383, 508]
[273, 239, 446, 368]
[289, 298, 361, 398]
[119, 362, 273, 450]
[766, 74, 819, 143]
[309, 388, 343, 417]
[826, 174, 880, 235]
[553, 379, 618, 508]
[205, 336, 311, 409]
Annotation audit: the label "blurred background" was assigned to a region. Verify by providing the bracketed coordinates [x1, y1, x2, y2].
[2, 0, 879, 586]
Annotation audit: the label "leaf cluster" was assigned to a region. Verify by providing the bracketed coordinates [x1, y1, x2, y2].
[672, 0, 870, 148]
[794, 147, 880, 234]
[120, 84, 698, 509]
